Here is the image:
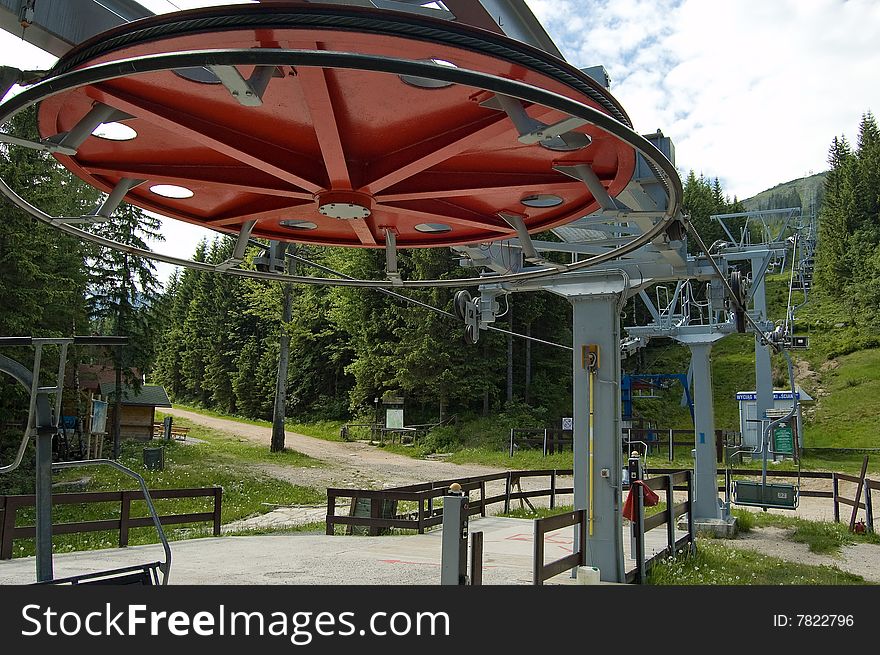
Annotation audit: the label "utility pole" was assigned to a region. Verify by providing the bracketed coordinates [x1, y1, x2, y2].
[270, 246, 294, 452]
[506, 299, 514, 402]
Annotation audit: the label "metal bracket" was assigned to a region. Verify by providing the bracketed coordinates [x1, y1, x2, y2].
[207, 65, 279, 107]
[216, 220, 257, 271]
[499, 211, 542, 263]
[554, 162, 619, 212]
[485, 94, 591, 150]
[44, 103, 133, 153]
[383, 227, 402, 285]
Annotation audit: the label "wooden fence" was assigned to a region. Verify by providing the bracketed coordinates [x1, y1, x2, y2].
[627, 471, 695, 584]
[533, 509, 586, 585]
[508, 428, 573, 456]
[0, 487, 222, 559]
[326, 469, 574, 536]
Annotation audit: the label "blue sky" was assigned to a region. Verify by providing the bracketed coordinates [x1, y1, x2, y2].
[2, 0, 879, 281]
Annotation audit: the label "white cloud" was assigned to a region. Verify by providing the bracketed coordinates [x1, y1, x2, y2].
[527, 0, 880, 199]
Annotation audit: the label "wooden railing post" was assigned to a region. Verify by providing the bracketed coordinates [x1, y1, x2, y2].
[504, 472, 512, 514]
[0, 496, 9, 560]
[479, 481, 487, 517]
[865, 484, 874, 533]
[634, 482, 645, 584]
[550, 470, 557, 510]
[686, 471, 695, 550]
[119, 492, 131, 548]
[533, 521, 544, 585]
[666, 475, 675, 555]
[0, 496, 5, 559]
[213, 487, 222, 536]
[850, 456, 869, 532]
[326, 490, 336, 536]
[470, 531, 483, 586]
[832, 473, 840, 523]
[668, 429, 674, 462]
[369, 498, 380, 536]
[509, 429, 514, 457]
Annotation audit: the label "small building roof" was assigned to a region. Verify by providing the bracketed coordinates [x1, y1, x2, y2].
[98, 383, 172, 408]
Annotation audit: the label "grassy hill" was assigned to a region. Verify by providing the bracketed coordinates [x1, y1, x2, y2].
[740, 172, 827, 214]
[627, 271, 880, 450]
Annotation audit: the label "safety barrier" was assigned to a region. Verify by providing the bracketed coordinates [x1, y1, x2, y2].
[0, 487, 222, 559]
[532, 509, 586, 585]
[627, 470, 695, 584]
[326, 469, 574, 535]
[508, 428, 573, 456]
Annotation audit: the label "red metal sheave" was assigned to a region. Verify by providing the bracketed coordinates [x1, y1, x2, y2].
[37, 4, 636, 248]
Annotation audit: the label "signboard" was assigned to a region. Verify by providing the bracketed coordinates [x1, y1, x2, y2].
[736, 391, 801, 401]
[385, 408, 404, 429]
[773, 425, 795, 455]
[91, 399, 108, 434]
[561, 417, 573, 431]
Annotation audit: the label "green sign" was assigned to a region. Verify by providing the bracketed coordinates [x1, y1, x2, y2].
[773, 425, 795, 455]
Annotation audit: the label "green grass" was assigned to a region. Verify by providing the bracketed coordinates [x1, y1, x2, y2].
[287, 420, 346, 442]
[6, 424, 325, 559]
[171, 403, 273, 428]
[647, 540, 867, 585]
[805, 349, 880, 448]
[733, 510, 880, 554]
[169, 404, 346, 442]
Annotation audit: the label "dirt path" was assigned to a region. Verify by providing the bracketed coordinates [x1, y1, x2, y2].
[168, 407, 880, 581]
[165, 407, 501, 492]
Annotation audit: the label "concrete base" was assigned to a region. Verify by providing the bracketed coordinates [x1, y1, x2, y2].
[691, 517, 738, 539]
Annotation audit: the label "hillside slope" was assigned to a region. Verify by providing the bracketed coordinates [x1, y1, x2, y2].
[740, 172, 827, 213]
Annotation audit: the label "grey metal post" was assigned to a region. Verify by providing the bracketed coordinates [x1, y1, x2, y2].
[35, 425, 54, 582]
[570, 291, 625, 583]
[440, 485, 469, 585]
[751, 255, 775, 450]
[688, 342, 721, 520]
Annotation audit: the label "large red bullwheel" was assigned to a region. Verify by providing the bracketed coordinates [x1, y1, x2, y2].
[0, 3, 681, 286]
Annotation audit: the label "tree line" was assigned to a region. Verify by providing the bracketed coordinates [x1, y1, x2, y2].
[152, 241, 574, 424]
[815, 111, 880, 326]
[0, 103, 772, 434]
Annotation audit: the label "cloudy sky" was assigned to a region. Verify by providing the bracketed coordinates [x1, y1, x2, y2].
[1, 0, 879, 280]
[525, 0, 880, 200]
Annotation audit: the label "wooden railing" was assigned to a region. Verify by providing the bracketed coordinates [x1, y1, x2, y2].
[0, 487, 222, 559]
[326, 469, 574, 535]
[627, 471, 695, 584]
[533, 509, 586, 585]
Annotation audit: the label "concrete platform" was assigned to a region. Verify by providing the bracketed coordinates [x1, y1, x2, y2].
[0, 516, 682, 585]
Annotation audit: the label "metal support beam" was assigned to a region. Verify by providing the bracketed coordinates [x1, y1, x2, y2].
[751, 255, 775, 450]
[565, 278, 627, 583]
[45, 102, 126, 151]
[554, 163, 619, 212]
[0, 0, 153, 57]
[216, 219, 257, 271]
[499, 212, 541, 263]
[687, 342, 721, 521]
[384, 228, 402, 285]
